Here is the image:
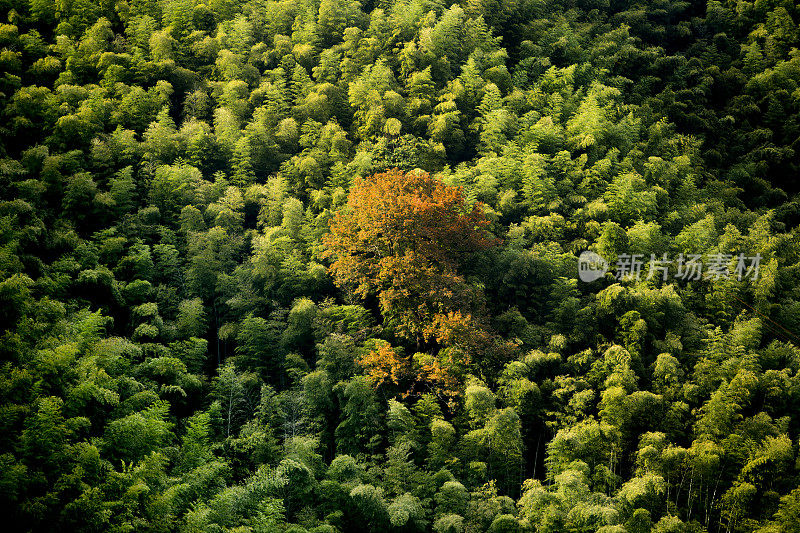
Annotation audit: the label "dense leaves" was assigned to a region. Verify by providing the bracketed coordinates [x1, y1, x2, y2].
[2, 0, 800, 531]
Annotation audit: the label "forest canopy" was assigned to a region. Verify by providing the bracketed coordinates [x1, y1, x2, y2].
[2, 0, 800, 531]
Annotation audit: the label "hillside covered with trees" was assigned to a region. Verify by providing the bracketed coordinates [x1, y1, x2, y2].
[2, 0, 800, 531]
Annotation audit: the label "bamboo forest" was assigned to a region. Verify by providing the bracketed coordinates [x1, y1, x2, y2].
[2, 0, 800, 531]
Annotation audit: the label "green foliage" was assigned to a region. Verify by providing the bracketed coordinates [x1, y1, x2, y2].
[2, 0, 800, 530]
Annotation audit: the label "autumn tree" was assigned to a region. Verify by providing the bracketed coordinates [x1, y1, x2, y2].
[323, 169, 497, 346]
[323, 169, 503, 391]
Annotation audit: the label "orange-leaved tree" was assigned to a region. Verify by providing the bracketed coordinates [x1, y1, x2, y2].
[324, 169, 502, 393]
